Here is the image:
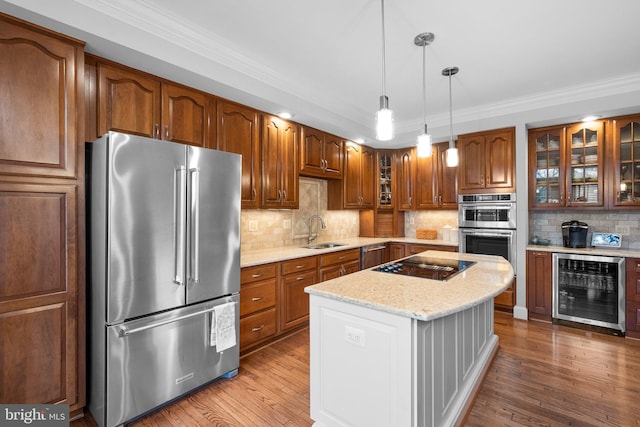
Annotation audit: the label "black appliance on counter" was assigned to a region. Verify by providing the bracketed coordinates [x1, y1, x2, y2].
[562, 220, 589, 248]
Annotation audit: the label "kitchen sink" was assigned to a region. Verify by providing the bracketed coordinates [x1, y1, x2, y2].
[303, 242, 346, 249]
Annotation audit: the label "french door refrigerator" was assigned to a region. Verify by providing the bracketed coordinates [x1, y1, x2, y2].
[88, 132, 241, 427]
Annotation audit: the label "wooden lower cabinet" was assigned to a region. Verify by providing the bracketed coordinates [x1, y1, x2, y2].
[494, 278, 516, 312]
[625, 258, 640, 339]
[318, 248, 360, 281]
[527, 250, 552, 321]
[280, 257, 318, 332]
[239, 263, 277, 353]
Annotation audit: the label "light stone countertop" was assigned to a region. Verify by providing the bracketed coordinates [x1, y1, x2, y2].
[527, 244, 640, 258]
[304, 250, 514, 322]
[240, 236, 458, 267]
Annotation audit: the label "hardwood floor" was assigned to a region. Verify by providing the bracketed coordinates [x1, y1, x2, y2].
[73, 313, 640, 426]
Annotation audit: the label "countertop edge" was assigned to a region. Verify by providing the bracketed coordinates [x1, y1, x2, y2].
[527, 244, 640, 258]
[305, 251, 514, 322]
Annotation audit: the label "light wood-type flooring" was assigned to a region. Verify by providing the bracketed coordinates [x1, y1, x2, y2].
[73, 312, 640, 426]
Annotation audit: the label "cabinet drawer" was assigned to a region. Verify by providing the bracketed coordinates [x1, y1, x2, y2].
[240, 308, 277, 349]
[494, 283, 514, 308]
[319, 248, 360, 267]
[240, 280, 276, 317]
[281, 256, 318, 275]
[241, 263, 277, 285]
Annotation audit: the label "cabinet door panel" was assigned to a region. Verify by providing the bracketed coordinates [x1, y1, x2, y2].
[0, 20, 80, 178]
[98, 63, 161, 138]
[162, 83, 210, 147]
[300, 127, 324, 175]
[0, 302, 72, 404]
[458, 135, 486, 190]
[261, 117, 282, 207]
[360, 146, 375, 208]
[281, 270, 316, 330]
[280, 122, 299, 208]
[415, 148, 438, 209]
[323, 135, 344, 177]
[527, 251, 552, 320]
[0, 184, 76, 299]
[343, 144, 363, 208]
[217, 102, 260, 208]
[438, 143, 458, 208]
[485, 130, 515, 189]
[397, 149, 414, 210]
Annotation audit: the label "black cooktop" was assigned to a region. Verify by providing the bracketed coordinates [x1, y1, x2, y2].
[373, 256, 476, 281]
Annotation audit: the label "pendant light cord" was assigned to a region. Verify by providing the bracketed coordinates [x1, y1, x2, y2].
[448, 72, 454, 145]
[422, 43, 427, 132]
[380, 0, 387, 98]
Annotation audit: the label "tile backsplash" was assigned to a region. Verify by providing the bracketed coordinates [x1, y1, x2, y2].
[240, 177, 359, 251]
[529, 211, 640, 249]
[405, 210, 459, 239]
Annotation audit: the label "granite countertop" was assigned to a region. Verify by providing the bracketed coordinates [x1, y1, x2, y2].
[527, 244, 640, 258]
[240, 237, 458, 267]
[304, 250, 513, 322]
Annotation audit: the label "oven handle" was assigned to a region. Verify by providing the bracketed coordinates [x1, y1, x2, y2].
[460, 230, 514, 237]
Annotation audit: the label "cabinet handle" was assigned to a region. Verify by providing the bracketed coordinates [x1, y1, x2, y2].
[277, 190, 282, 201]
[251, 273, 263, 278]
[409, 196, 412, 207]
[154, 123, 160, 139]
[283, 190, 287, 201]
[251, 296, 264, 302]
[296, 275, 305, 281]
[165, 126, 169, 140]
[338, 256, 346, 260]
[252, 325, 265, 332]
[252, 188, 257, 199]
[617, 191, 621, 202]
[480, 175, 484, 186]
[439, 195, 442, 205]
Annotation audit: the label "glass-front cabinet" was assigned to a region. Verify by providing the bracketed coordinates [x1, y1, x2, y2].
[530, 127, 565, 207]
[566, 121, 604, 206]
[612, 114, 640, 207]
[529, 121, 604, 209]
[376, 150, 394, 209]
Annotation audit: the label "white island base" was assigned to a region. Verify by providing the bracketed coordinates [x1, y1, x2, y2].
[309, 295, 497, 427]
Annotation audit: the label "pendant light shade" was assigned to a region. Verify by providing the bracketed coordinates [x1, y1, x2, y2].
[415, 32, 434, 158]
[375, 0, 393, 141]
[442, 66, 459, 167]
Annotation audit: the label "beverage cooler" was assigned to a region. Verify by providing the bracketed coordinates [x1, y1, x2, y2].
[552, 253, 625, 333]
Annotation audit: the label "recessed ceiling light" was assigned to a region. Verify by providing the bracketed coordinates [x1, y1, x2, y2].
[581, 115, 600, 122]
[277, 111, 294, 119]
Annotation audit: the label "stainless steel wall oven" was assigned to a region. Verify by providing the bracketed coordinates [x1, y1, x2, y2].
[458, 193, 517, 273]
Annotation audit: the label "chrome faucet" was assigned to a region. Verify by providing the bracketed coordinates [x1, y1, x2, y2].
[307, 215, 326, 243]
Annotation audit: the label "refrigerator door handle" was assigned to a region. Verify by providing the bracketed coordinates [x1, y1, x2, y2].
[174, 166, 187, 285]
[117, 305, 218, 337]
[189, 167, 200, 285]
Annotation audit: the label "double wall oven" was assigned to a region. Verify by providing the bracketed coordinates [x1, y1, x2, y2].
[458, 193, 517, 273]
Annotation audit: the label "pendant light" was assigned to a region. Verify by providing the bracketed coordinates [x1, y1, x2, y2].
[414, 32, 434, 158]
[442, 66, 459, 167]
[375, 0, 393, 141]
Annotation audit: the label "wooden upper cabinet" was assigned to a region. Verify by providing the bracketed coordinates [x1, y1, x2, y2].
[327, 142, 373, 209]
[0, 15, 83, 178]
[414, 146, 438, 209]
[216, 101, 260, 208]
[97, 61, 213, 147]
[161, 83, 212, 148]
[437, 143, 459, 208]
[609, 115, 640, 208]
[261, 115, 299, 209]
[458, 127, 515, 194]
[397, 148, 415, 210]
[97, 62, 161, 139]
[299, 126, 343, 179]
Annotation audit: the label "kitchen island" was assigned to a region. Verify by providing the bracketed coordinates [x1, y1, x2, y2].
[305, 251, 514, 427]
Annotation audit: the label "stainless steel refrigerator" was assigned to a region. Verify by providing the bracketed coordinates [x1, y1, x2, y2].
[88, 132, 241, 427]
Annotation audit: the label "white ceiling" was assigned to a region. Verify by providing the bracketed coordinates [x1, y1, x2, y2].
[3, 0, 640, 148]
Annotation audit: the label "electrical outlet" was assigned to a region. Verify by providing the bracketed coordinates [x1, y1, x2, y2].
[248, 220, 258, 232]
[615, 225, 630, 236]
[283, 219, 291, 229]
[409, 215, 415, 225]
[344, 326, 365, 347]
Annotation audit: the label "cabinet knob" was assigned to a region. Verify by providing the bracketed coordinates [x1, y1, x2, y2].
[165, 126, 169, 140]
[154, 123, 160, 139]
